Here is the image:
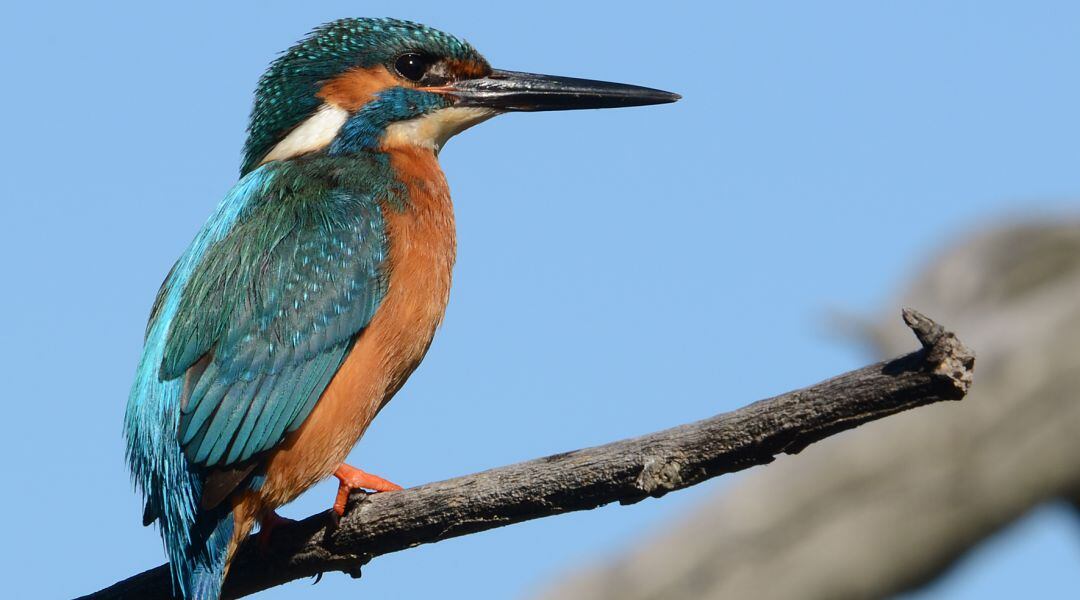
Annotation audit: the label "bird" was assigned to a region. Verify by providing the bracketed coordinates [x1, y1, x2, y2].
[124, 16, 678, 600]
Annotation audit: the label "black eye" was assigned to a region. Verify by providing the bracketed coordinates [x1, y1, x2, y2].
[394, 53, 432, 82]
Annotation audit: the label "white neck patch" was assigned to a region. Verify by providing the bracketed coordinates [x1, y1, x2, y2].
[259, 103, 349, 165]
[382, 107, 499, 153]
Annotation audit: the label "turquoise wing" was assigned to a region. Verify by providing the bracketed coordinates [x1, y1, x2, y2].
[160, 182, 388, 468]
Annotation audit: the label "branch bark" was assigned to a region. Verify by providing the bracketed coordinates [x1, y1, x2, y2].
[79, 309, 973, 600]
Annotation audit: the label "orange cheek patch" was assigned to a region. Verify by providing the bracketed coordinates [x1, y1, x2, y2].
[445, 59, 490, 80]
[317, 66, 402, 111]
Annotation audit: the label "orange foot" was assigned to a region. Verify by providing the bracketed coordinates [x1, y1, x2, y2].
[256, 510, 296, 552]
[332, 464, 403, 516]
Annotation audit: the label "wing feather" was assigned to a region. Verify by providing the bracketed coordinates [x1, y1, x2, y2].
[162, 176, 388, 471]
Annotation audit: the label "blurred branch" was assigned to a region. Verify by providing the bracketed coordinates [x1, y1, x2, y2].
[536, 220, 1080, 600]
[80, 309, 972, 600]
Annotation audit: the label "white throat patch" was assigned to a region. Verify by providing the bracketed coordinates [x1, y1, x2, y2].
[259, 103, 349, 166]
[382, 107, 499, 153]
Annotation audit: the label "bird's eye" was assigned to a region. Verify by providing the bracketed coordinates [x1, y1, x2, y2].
[394, 53, 433, 82]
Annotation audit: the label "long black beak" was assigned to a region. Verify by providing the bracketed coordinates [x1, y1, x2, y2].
[446, 69, 680, 111]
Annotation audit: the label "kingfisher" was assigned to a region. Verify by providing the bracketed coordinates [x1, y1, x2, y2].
[124, 17, 677, 599]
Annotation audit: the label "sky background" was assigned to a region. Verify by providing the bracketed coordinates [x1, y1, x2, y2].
[2, 1, 1080, 598]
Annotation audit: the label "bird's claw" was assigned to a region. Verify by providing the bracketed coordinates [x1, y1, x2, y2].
[332, 464, 403, 517]
[256, 510, 296, 553]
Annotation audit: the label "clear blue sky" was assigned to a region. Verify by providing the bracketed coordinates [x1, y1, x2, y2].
[2, 2, 1079, 598]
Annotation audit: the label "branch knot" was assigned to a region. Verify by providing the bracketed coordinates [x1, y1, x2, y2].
[903, 308, 975, 396]
[635, 456, 685, 496]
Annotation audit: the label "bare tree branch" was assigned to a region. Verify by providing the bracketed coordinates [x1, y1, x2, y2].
[79, 309, 972, 600]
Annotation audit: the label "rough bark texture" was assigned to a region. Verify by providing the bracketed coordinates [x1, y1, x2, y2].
[535, 220, 1080, 600]
[80, 310, 972, 600]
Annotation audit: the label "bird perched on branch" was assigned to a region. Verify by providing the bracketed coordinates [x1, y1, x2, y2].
[124, 17, 678, 599]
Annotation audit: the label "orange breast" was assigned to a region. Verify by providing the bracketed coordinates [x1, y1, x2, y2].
[255, 146, 456, 508]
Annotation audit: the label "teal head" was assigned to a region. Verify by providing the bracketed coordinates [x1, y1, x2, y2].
[241, 17, 679, 174]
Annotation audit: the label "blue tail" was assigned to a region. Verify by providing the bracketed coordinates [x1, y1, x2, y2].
[125, 301, 233, 599]
[187, 511, 236, 600]
[125, 264, 241, 599]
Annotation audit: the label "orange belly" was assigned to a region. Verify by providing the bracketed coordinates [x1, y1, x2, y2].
[250, 145, 456, 511]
